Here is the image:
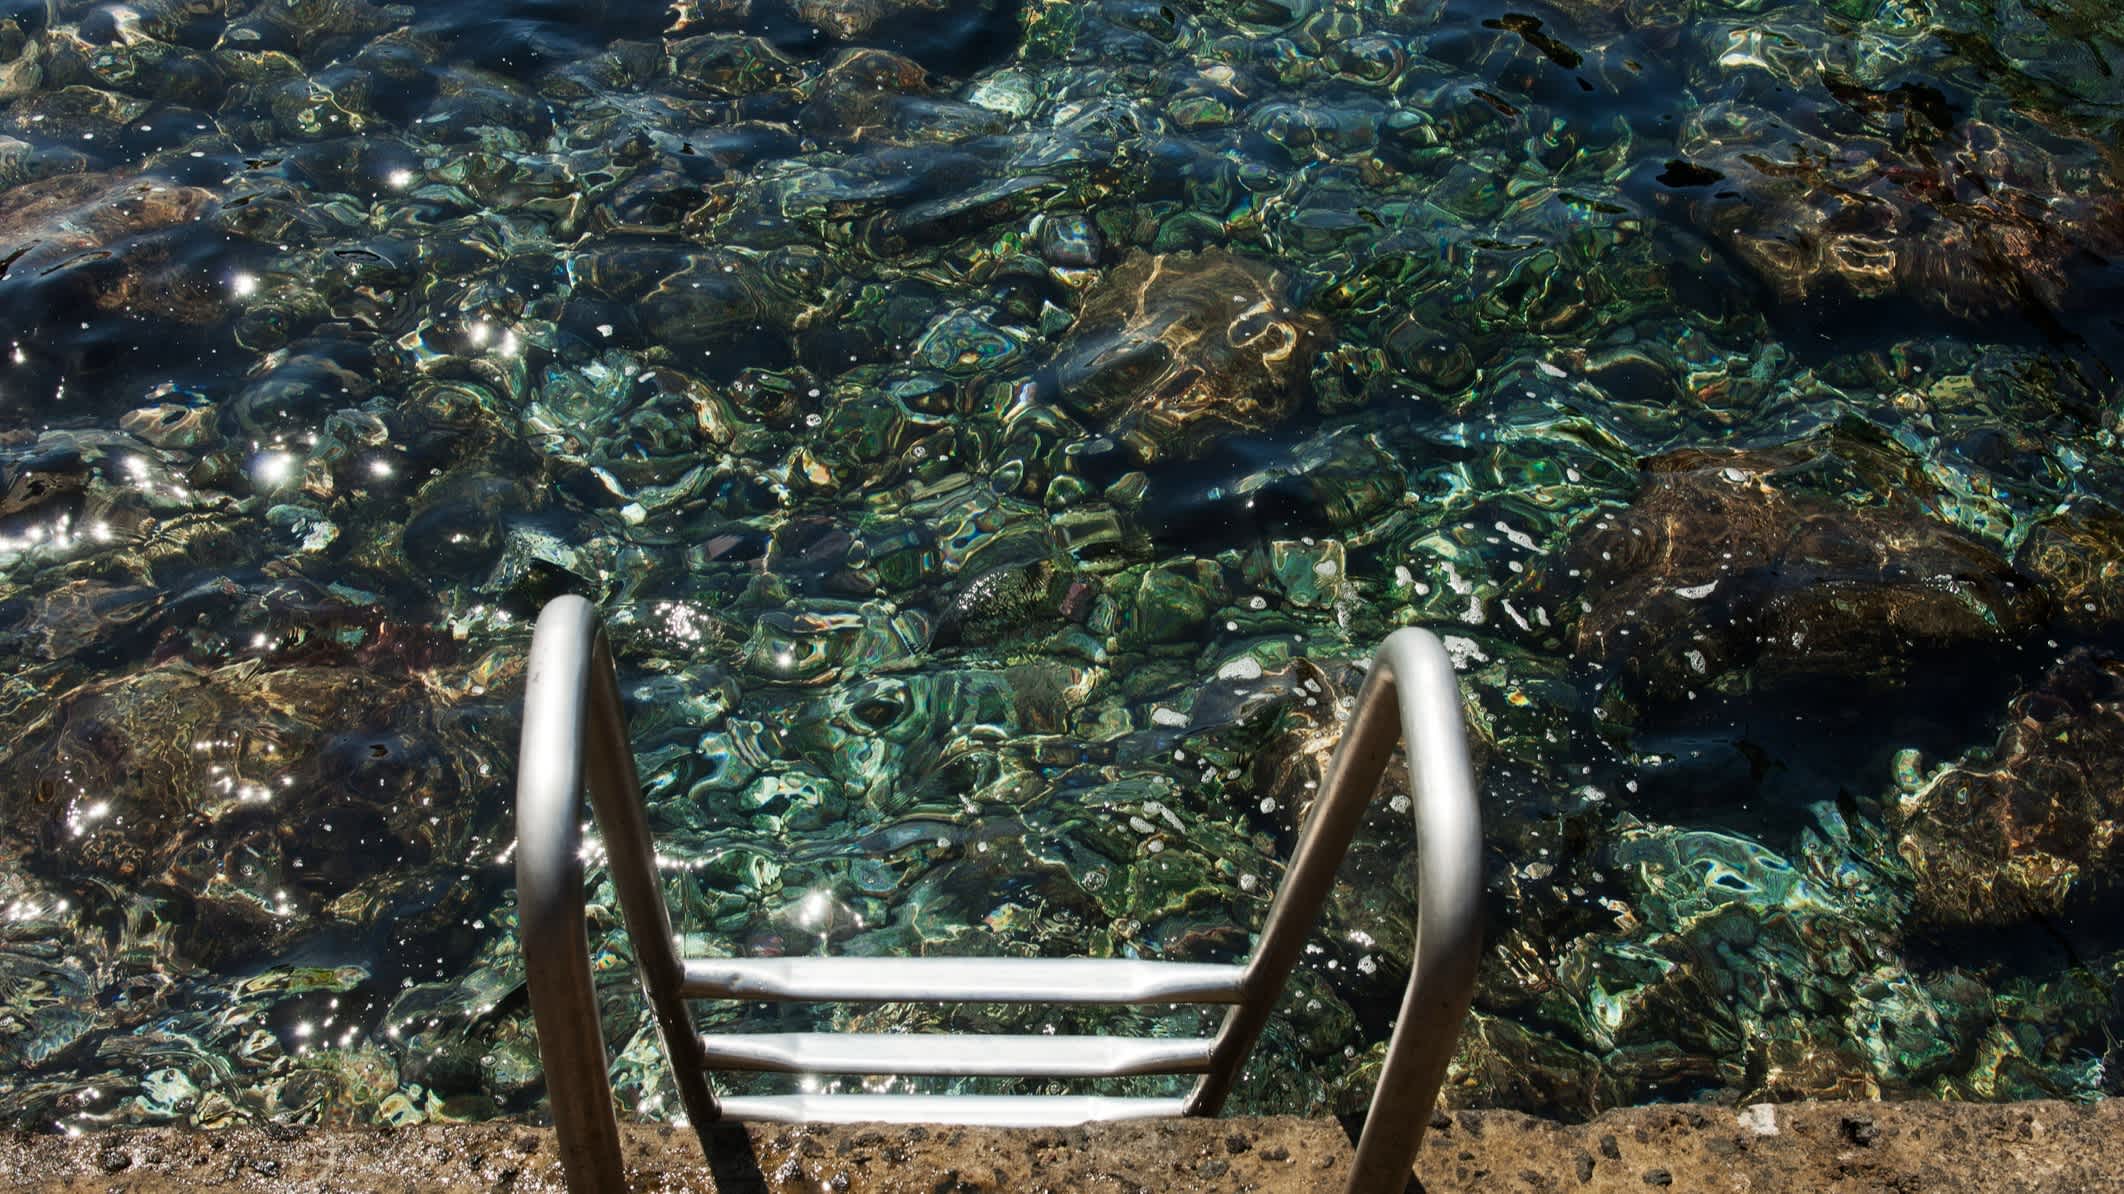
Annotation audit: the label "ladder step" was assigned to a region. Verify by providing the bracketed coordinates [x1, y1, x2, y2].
[700, 1032, 1214, 1077]
[716, 1094, 1189, 1127]
[682, 956, 1247, 1005]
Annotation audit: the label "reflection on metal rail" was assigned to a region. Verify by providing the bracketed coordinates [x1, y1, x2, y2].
[516, 594, 1482, 1193]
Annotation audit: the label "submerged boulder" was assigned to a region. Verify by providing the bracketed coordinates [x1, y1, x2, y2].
[1, 658, 509, 963]
[1894, 648, 2124, 927]
[799, 48, 1005, 145]
[1669, 106, 2124, 323]
[0, 171, 214, 258]
[1046, 249, 1329, 463]
[1558, 447, 2046, 699]
[0, 172, 221, 331]
[796, 0, 951, 39]
[2016, 500, 2124, 637]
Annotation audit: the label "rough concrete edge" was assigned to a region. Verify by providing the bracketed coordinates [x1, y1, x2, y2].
[3, 1100, 2119, 1192]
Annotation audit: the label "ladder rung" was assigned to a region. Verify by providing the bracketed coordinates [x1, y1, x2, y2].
[700, 1032, 1214, 1077]
[716, 1094, 1189, 1126]
[681, 956, 1247, 1004]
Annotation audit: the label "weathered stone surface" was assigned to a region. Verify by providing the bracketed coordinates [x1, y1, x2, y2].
[0, 172, 222, 325]
[3, 1103, 2122, 1192]
[0, 173, 215, 257]
[1672, 109, 2124, 321]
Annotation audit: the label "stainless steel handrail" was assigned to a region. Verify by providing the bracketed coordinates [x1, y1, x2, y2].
[1187, 627, 1485, 1191]
[516, 597, 719, 1186]
[515, 594, 1482, 1194]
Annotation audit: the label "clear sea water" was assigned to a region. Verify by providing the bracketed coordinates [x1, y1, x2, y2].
[0, 0, 2119, 1132]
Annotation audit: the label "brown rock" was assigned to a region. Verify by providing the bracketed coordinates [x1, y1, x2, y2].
[0, 658, 506, 962]
[0, 172, 222, 324]
[1560, 446, 2044, 698]
[795, 0, 950, 39]
[1893, 647, 2124, 926]
[1448, 1012, 1613, 1118]
[799, 48, 948, 141]
[1672, 110, 2124, 321]
[1048, 250, 1330, 462]
[2017, 500, 2124, 635]
[0, 171, 214, 268]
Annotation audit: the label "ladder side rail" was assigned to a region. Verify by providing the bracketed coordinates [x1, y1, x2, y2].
[575, 606, 721, 1133]
[516, 596, 719, 1193]
[520, 594, 1480, 1193]
[1341, 629, 1484, 1194]
[1184, 628, 1483, 1194]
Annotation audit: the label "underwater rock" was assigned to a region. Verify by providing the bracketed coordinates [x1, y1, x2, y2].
[397, 474, 529, 584]
[0, 1, 47, 101]
[740, 601, 930, 686]
[222, 0, 412, 55]
[420, 64, 550, 146]
[226, 345, 386, 443]
[0, 426, 206, 562]
[1243, 538, 1347, 609]
[1224, 426, 1405, 535]
[665, 33, 800, 99]
[263, 65, 377, 140]
[0, 657, 507, 964]
[1114, 556, 1225, 646]
[773, 665, 1061, 812]
[1557, 447, 2046, 699]
[1894, 648, 2124, 927]
[0, 133, 90, 187]
[666, 0, 753, 30]
[0, 925, 99, 1072]
[0, 173, 216, 310]
[1034, 210, 1101, 268]
[628, 246, 835, 358]
[1045, 249, 1330, 463]
[1671, 106, 2124, 321]
[930, 554, 1090, 648]
[12, 578, 162, 662]
[800, 48, 1005, 145]
[1569, 813, 1944, 1103]
[2016, 501, 2124, 637]
[1446, 1012, 1612, 1116]
[0, 82, 147, 138]
[795, 0, 949, 40]
[385, 937, 525, 1102]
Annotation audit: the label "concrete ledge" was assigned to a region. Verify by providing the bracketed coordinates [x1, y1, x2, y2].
[5, 1100, 2119, 1192]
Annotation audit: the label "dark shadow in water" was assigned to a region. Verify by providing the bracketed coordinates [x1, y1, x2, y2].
[1623, 638, 2040, 852]
[1907, 884, 2124, 982]
[696, 1121, 771, 1194]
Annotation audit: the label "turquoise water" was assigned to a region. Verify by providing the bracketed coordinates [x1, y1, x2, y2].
[0, 0, 2119, 1131]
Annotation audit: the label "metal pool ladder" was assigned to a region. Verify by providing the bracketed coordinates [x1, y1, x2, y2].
[516, 594, 1483, 1194]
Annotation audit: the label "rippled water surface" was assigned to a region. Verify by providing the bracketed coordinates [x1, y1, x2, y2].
[2, 0, 2121, 1132]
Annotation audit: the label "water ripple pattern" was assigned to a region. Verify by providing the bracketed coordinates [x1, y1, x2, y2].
[0, 0, 2119, 1131]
